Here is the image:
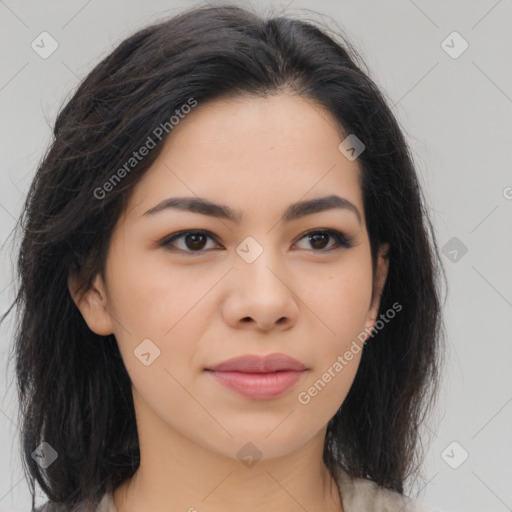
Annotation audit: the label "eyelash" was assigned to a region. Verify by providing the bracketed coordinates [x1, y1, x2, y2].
[159, 229, 354, 255]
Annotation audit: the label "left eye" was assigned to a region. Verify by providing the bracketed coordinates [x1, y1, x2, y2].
[159, 229, 353, 254]
[293, 230, 354, 251]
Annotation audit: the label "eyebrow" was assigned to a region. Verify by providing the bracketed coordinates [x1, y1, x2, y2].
[143, 194, 362, 225]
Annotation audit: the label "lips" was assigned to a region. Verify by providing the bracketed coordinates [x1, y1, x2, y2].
[207, 353, 307, 373]
[205, 353, 307, 400]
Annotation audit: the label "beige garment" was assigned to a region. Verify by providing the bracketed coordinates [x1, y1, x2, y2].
[87, 465, 436, 512]
[36, 465, 438, 511]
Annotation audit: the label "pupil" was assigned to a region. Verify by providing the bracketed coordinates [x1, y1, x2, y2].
[186, 233, 206, 250]
[310, 233, 328, 249]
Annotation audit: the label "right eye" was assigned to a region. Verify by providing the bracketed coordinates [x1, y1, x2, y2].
[159, 230, 223, 254]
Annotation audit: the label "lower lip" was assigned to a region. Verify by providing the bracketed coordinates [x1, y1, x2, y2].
[207, 370, 306, 400]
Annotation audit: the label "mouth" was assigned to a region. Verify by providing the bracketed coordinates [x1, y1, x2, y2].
[204, 353, 308, 400]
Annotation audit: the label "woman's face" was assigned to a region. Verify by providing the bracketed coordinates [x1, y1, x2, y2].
[71, 93, 388, 462]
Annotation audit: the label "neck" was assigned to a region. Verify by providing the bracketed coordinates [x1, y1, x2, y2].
[113, 395, 343, 512]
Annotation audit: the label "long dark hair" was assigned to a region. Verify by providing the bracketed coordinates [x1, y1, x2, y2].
[3, 4, 446, 510]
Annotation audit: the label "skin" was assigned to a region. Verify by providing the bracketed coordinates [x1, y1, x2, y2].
[69, 93, 389, 512]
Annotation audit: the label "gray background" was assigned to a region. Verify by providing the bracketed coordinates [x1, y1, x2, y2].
[1, 1, 511, 511]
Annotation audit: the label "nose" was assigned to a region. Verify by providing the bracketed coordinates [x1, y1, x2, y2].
[221, 251, 299, 332]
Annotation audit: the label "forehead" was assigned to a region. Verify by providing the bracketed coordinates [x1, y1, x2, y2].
[165, 93, 345, 147]
[125, 93, 365, 224]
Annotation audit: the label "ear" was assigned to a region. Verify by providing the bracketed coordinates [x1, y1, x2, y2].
[364, 243, 390, 333]
[68, 271, 114, 336]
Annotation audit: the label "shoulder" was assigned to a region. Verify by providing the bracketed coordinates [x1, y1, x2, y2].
[34, 492, 115, 512]
[333, 465, 437, 512]
[35, 474, 440, 512]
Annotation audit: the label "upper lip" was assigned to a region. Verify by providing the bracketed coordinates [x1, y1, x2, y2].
[206, 353, 307, 373]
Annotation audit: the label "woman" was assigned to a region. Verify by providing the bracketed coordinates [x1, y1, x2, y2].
[4, 4, 446, 511]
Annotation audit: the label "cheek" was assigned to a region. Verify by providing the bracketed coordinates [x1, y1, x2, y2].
[105, 251, 220, 381]
[299, 253, 374, 346]
[291, 254, 372, 412]
[294, 264, 370, 418]
[296, 351, 361, 428]
[106, 249, 217, 337]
